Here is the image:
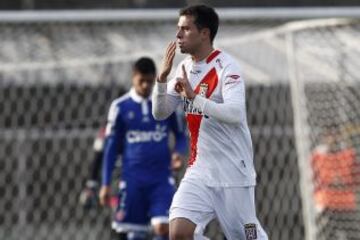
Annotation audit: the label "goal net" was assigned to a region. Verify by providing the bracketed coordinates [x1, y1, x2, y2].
[0, 8, 359, 240]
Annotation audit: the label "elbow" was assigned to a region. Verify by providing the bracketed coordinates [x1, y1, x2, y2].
[231, 108, 244, 125]
[153, 114, 167, 121]
[152, 108, 169, 121]
[229, 117, 242, 125]
[222, 108, 243, 125]
[223, 114, 241, 125]
[151, 96, 169, 120]
[227, 103, 245, 125]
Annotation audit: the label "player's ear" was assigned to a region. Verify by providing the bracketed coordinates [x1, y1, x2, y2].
[200, 28, 210, 41]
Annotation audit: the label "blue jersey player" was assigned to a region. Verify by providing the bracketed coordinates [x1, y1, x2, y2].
[99, 57, 187, 240]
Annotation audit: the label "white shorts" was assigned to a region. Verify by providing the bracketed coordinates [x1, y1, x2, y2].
[169, 178, 268, 240]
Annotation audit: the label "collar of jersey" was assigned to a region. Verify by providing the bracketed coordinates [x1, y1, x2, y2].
[129, 88, 150, 103]
[191, 49, 221, 65]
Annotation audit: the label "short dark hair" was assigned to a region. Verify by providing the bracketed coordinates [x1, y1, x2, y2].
[133, 57, 156, 75]
[179, 5, 219, 43]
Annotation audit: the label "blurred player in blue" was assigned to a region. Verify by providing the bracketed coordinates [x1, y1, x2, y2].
[99, 57, 188, 240]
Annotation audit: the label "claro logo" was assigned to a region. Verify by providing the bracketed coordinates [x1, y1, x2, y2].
[126, 125, 167, 143]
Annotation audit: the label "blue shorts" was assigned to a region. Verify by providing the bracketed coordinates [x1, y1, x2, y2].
[112, 177, 175, 233]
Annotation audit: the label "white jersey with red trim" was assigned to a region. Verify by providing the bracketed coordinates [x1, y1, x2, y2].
[153, 50, 256, 187]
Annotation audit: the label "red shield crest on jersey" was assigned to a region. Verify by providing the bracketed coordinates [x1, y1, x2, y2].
[199, 83, 209, 97]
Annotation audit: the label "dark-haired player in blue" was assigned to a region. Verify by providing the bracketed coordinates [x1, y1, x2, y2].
[99, 57, 187, 240]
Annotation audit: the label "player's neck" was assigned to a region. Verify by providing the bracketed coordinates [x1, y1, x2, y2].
[191, 45, 214, 63]
[131, 88, 150, 100]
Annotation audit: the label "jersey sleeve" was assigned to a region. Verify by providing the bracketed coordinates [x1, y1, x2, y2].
[192, 61, 245, 125]
[102, 102, 125, 186]
[152, 64, 182, 120]
[168, 109, 188, 155]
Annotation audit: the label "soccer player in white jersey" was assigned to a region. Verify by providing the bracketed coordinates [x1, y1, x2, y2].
[152, 5, 268, 240]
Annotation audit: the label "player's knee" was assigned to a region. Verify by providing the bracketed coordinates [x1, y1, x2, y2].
[169, 218, 195, 240]
[153, 223, 169, 236]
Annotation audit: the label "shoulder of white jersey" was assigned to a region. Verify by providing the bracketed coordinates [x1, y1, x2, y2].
[212, 51, 244, 87]
[215, 50, 242, 70]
